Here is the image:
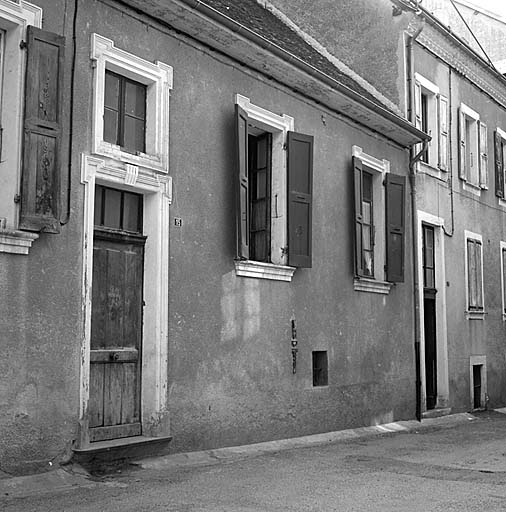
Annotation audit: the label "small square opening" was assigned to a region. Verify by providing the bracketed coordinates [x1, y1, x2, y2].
[312, 351, 328, 387]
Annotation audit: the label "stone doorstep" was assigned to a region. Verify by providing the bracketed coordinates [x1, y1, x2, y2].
[421, 407, 452, 420]
[72, 435, 172, 468]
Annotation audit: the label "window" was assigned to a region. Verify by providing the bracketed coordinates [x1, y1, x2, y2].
[91, 33, 172, 172]
[104, 71, 147, 154]
[312, 351, 328, 387]
[235, 95, 313, 281]
[0, 2, 44, 253]
[94, 185, 143, 233]
[459, 103, 487, 191]
[494, 127, 506, 201]
[500, 242, 506, 319]
[465, 231, 484, 317]
[414, 74, 448, 171]
[352, 146, 406, 294]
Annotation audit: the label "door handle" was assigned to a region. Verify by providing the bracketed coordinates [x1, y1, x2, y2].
[109, 352, 120, 361]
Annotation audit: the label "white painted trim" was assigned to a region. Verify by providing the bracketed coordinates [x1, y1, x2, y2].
[0, 0, 42, 231]
[235, 94, 293, 267]
[235, 260, 296, 281]
[352, 145, 390, 174]
[417, 211, 449, 411]
[414, 73, 440, 95]
[79, 154, 171, 446]
[497, 127, 506, 140]
[460, 102, 480, 121]
[469, 355, 487, 410]
[353, 277, 392, 295]
[464, 230, 485, 317]
[0, 229, 38, 254]
[417, 161, 443, 181]
[90, 33, 173, 173]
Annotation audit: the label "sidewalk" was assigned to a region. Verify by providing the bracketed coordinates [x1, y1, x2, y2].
[0, 411, 478, 500]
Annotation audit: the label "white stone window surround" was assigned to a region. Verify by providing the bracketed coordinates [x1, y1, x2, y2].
[352, 145, 392, 295]
[91, 33, 173, 173]
[460, 103, 483, 196]
[414, 73, 441, 179]
[0, 0, 42, 254]
[496, 128, 506, 210]
[500, 241, 506, 321]
[464, 229, 486, 320]
[79, 154, 172, 446]
[469, 355, 487, 410]
[234, 93, 296, 282]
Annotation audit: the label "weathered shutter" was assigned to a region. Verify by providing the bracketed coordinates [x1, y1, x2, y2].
[476, 241, 483, 309]
[467, 239, 476, 309]
[438, 95, 448, 171]
[479, 121, 488, 189]
[353, 157, 363, 276]
[287, 131, 313, 268]
[414, 82, 423, 157]
[495, 131, 504, 198]
[459, 109, 467, 180]
[385, 173, 406, 283]
[235, 104, 249, 259]
[20, 26, 65, 233]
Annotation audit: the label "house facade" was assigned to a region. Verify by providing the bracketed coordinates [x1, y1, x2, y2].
[0, 0, 426, 474]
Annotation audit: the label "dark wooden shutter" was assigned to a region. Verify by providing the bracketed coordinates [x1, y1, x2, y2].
[235, 104, 249, 259]
[495, 131, 504, 198]
[385, 173, 406, 283]
[20, 26, 65, 233]
[287, 131, 313, 268]
[353, 156, 364, 276]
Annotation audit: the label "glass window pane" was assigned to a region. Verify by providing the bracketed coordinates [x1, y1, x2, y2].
[123, 116, 145, 153]
[362, 172, 372, 201]
[103, 188, 122, 229]
[123, 192, 142, 233]
[104, 72, 120, 109]
[104, 108, 119, 145]
[94, 186, 103, 226]
[124, 80, 146, 118]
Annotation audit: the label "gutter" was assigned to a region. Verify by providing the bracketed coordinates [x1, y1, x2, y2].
[180, 0, 428, 147]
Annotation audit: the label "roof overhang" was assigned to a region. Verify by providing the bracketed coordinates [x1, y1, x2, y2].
[118, 0, 428, 147]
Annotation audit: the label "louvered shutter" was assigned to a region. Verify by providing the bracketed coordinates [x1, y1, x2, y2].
[385, 173, 406, 283]
[438, 95, 448, 171]
[287, 132, 313, 268]
[459, 109, 467, 180]
[20, 26, 65, 233]
[495, 131, 504, 198]
[235, 104, 249, 259]
[353, 157, 363, 276]
[479, 122, 488, 188]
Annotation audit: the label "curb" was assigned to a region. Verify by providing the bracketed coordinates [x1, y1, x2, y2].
[0, 412, 478, 499]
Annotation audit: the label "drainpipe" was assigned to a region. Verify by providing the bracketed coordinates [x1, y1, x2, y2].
[406, 20, 426, 422]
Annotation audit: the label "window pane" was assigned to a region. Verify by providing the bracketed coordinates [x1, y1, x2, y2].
[124, 80, 146, 118]
[123, 192, 142, 233]
[476, 243, 483, 308]
[123, 116, 145, 153]
[94, 186, 103, 226]
[104, 107, 119, 145]
[362, 172, 372, 201]
[103, 188, 122, 229]
[104, 72, 120, 109]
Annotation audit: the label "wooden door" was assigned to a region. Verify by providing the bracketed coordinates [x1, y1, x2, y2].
[89, 186, 145, 442]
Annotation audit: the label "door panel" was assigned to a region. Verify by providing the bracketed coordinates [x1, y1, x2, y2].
[89, 231, 144, 442]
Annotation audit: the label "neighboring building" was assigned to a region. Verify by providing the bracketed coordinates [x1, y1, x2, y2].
[0, 0, 425, 474]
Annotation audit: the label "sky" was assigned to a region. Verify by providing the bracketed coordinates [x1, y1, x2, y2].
[461, 0, 506, 17]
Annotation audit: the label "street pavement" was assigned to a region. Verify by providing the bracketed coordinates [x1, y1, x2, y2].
[2, 410, 506, 511]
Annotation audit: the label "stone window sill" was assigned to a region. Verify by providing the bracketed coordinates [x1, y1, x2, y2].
[466, 310, 486, 320]
[235, 260, 296, 282]
[354, 277, 392, 295]
[0, 229, 39, 255]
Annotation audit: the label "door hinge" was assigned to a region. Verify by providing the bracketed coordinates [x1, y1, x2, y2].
[14, 194, 21, 204]
[20, 40, 27, 50]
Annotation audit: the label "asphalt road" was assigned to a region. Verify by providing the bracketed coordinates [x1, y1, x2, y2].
[3, 411, 506, 511]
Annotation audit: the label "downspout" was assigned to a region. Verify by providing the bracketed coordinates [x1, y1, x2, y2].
[406, 20, 426, 422]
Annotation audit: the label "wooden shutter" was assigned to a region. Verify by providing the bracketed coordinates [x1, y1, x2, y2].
[353, 157, 364, 276]
[385, 173, 406, 283]
[495, 131, 504, 198]
[438, 95, 448, 171]
[235, 104, 249, 259]
[479, 121, 488, 189]
[20, 26, 65, 233]
[287, 131, 313, 268]
[459, 109, 467, 180]
[467, 239, 483, 310]
[414, 82, 423, 157]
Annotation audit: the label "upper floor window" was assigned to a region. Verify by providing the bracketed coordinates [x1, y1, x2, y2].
[414, 74, 448, 171]
[494, 127, 506, 201]
[459, 103, 488, 191]
[500, 241, 506, 320]
[352, 146, 406, 294]
[465, 231, 485, 318]
[104, 71, 147, 155]
[234, 95, 313, 282]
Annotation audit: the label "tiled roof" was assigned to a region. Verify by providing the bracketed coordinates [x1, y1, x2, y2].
[197, 0, 387, 109]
